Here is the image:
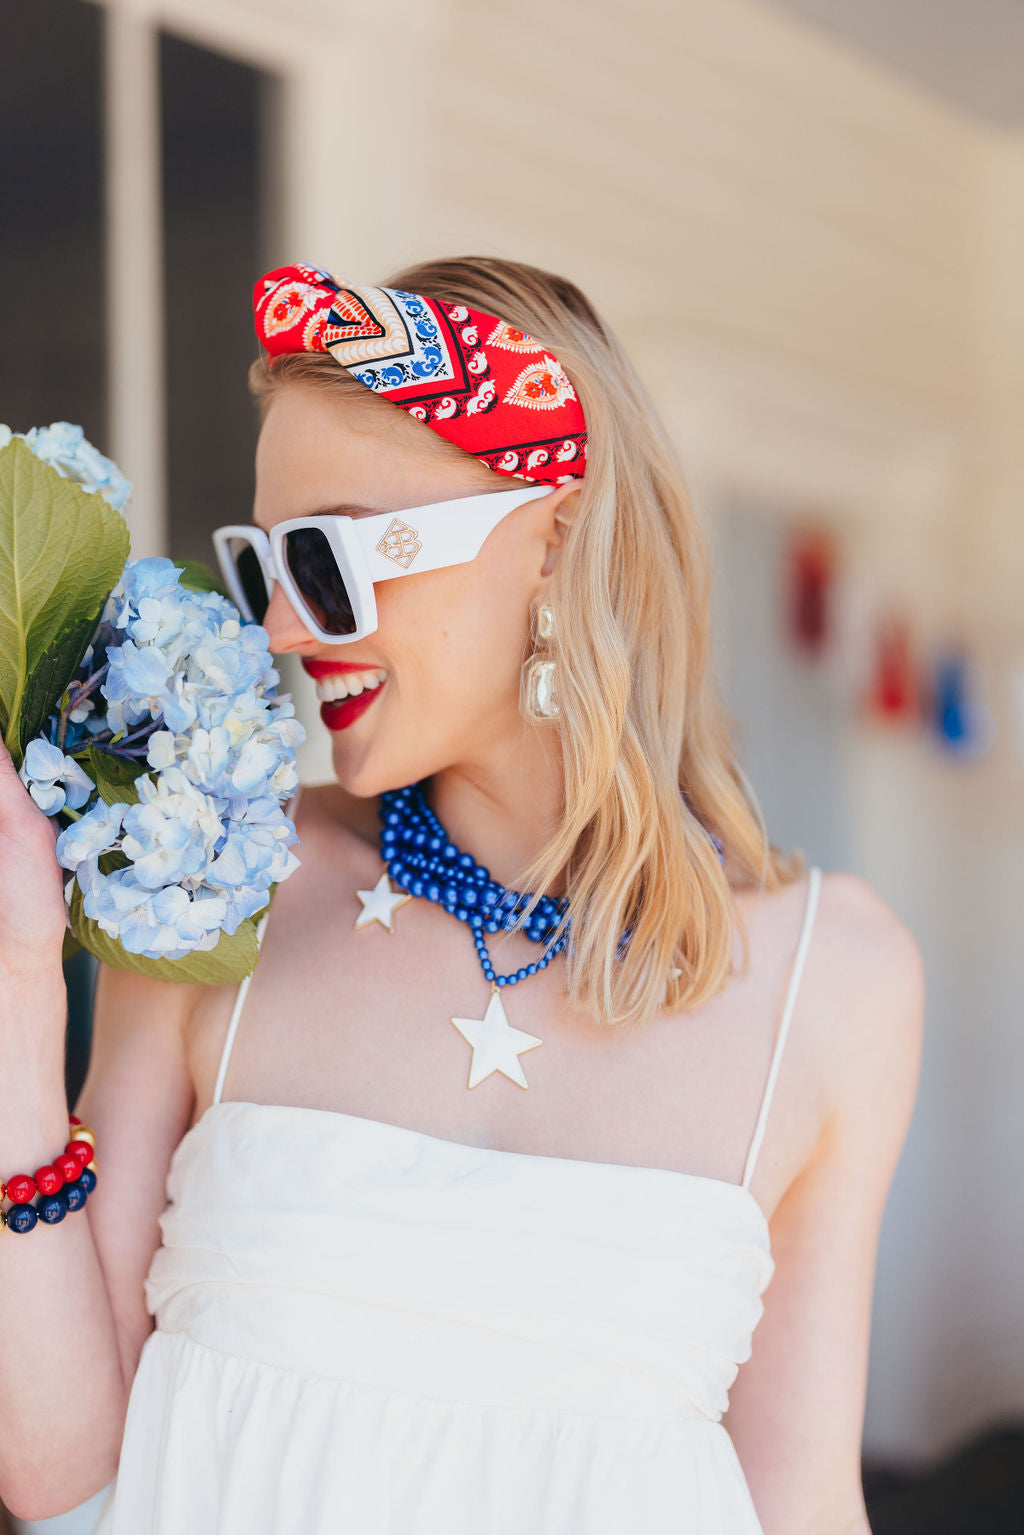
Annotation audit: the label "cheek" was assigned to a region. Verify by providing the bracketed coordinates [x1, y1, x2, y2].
[375, 565, 529, 702]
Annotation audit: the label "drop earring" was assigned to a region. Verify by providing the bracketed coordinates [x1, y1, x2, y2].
[520, 600, 560, 721]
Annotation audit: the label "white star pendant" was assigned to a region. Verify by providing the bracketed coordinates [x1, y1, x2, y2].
[354, 869, 412, 932]
[450, 988, 543, 1090]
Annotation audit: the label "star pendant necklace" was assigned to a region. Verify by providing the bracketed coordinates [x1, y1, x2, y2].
[353, 780, 579, 1091]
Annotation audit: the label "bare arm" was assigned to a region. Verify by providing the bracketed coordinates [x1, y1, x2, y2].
[0, 741, 199, 1521]
[722, 874, 926, 1535]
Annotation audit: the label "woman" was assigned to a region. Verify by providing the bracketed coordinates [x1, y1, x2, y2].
[0, 256, 924, 1533]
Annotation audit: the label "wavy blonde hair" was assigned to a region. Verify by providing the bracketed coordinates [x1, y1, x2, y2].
[249, 255, 805, 1030]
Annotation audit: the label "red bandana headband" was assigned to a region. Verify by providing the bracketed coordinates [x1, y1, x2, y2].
[253, 263, 587, 488]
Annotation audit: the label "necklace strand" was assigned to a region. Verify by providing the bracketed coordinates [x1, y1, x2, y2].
[379, 781, 571, 988]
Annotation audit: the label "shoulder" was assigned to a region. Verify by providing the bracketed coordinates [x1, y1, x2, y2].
[806, 869, 925, 1166]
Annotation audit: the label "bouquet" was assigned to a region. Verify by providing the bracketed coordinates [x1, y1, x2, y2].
[0, 422, 304, 984]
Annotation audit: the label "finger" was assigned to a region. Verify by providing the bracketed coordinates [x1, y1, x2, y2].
[0, 731, 24, 791]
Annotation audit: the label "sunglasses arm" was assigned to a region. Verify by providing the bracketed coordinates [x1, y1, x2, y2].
[354, 486, 551, 580]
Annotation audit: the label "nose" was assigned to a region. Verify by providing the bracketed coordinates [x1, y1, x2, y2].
[260, 582, 321, 655]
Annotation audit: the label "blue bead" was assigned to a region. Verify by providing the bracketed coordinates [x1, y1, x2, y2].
[410, 879, 424, 897]
[7, 1202, 38, 1232]
[426, 883, 441, 903]
[428, 836, 443, 852]
[64, 1181, 87, 1213]
[413, 830, 426, 848]
[527, 962, 537, 975]
[79, 1167, 97, 1194]
[462, 888, 477, 906]
[496, 976, 507, 987]
[38, 1192, 68, 1224]
[458, 852, 475, 869]
[455, 907, 468, 922]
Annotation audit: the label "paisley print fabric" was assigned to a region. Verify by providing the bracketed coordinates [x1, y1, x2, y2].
[254, 263, 588, 487]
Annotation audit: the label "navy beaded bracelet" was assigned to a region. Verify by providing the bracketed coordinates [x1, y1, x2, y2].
[1, 1121, 99, 1234]
[2, 1165, 98, 1233]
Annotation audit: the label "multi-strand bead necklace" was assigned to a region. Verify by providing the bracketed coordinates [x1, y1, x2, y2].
[354, 779, 724, 1090]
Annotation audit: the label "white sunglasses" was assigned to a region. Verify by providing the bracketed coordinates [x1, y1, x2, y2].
[212, 484, 552, 645]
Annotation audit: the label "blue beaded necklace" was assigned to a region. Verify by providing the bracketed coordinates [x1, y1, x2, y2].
[379, 780, 572, 989]
[353, 779, 726, 1091]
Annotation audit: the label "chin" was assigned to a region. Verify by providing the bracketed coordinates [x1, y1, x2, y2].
[329, 742, 413, 801]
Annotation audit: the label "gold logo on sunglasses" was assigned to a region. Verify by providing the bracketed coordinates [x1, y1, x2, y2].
[376, 517, 422, 569]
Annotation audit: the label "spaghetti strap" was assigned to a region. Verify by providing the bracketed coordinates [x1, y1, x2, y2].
[740, 865, 822, 1191]
[212, 785, 303, 1107]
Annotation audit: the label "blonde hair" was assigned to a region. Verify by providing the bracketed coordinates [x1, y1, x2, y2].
[248, 255, 805, 1029]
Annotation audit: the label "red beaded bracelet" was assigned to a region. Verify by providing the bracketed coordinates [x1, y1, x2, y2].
[0, 1116, 99, 1233]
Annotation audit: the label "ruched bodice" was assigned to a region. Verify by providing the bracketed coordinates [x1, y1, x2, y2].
[93, 865, 822, 1533]
[150, 1099, 773, 1420]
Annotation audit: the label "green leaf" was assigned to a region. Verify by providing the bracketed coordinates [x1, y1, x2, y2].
[85, 746, 149, 806]
[0, 439, 130, 764]
[19, 605, 107, 758]
[175, 558, 227, 597]
[67, 880, 261, 985]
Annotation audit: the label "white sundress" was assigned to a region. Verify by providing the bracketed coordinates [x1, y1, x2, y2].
[92, 865, 823, 1533]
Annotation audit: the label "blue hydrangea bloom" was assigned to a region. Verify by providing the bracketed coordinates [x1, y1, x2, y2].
[55, 800, 129, 869]
[15, 422, 133, 511]
[7, 424, 302, 966]
[78, 860, 228, 958]
[19, 737, 95, 816]
[53, 554, 304, 961]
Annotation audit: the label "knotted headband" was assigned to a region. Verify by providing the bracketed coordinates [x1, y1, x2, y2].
[253, 263, 587, 488]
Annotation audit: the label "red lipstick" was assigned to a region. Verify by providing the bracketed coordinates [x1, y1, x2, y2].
[301, 657, 388, 733]
[301, 658, 382, 678]
[319, 688, 385, 732]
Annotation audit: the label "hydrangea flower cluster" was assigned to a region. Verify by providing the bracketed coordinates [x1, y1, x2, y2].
[7, 419, 304, 967]
[27, 557, 305, 960]
[0, 422, 132, 512]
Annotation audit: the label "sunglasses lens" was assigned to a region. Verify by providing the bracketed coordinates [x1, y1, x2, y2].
[282, 527, 357, 636]
[227, 538, 270, 622]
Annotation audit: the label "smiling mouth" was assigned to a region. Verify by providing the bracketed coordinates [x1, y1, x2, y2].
[314, 669, 388, 732]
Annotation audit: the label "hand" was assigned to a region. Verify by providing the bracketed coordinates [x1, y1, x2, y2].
[0, 736, 70, 989]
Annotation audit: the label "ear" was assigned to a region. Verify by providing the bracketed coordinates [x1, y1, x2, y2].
[539, 479, 584, 577]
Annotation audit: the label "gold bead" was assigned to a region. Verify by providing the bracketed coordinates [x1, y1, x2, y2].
[86, 1159, 98, 1176]
[71, 1125, 96, 1145]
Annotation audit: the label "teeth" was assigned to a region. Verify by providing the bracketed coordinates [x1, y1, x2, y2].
[314, 668, 387, 703]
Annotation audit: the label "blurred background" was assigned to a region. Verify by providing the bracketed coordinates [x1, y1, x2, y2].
[1, 0, 1022, 1529]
